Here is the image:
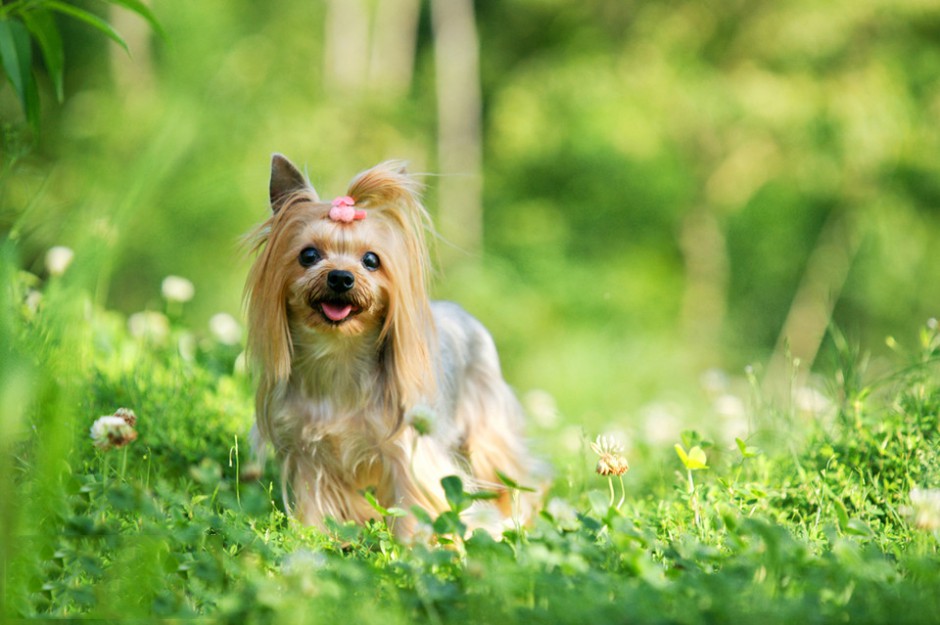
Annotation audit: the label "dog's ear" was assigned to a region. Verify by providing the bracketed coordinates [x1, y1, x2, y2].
[270, 153, 318, 212]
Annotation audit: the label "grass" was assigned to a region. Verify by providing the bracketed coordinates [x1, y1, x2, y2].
[2, 246, 940, 624]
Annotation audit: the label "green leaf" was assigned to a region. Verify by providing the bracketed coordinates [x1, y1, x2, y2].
[21, 9, 64, 101]
[495, 470, 537, 493]
[104, 0, 166, 39]
[833, 499, 849, 531]
[675, 444, 708, 470]
[687, 446, 708, 469]
[674, 443, 689, 466]
[362, 488, 406, 518]
[0, 19, 29, 98]
[432, 510, 466, 537]
[467, 490, 500, 501]
[363, 488, 391, 516]
[0, 17, 40, 128]
[735, 437, 760, 459]
[845, 518, 873, 538]
[442, 475, 468, 512]
[46, 1, 129, 53]
[410, 505, 434, 526]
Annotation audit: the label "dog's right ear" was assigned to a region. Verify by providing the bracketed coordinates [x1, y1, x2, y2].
[270, 153, 319, 213]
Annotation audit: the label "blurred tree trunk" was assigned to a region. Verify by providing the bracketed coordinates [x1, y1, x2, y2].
[431, 0, 483, 262]
[109, 1, 154, 93]
[369, 0, 420, 95]
[765, 211, 860, 391]
[324, 0, 370, 93]
[679, 208, 729, 363]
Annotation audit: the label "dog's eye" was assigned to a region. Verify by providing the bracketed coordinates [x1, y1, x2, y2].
[299, 246, 322, 267]
[362, 252, 381, 271]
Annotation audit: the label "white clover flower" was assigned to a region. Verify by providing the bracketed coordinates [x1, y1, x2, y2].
[128, 311, 170, 342]
[405, 404, 436, 436]
[901, 488, 940, 531]
[233, 351, 248, 376]
[591, 434, 624, 456]
[161, 275, 195, 303]
[178, 332, 196, 361]
[464, 503, 504, 532]
[794, 386, 833, 417]
[700, 368, 730, 395]
[591, 434, 629, 476]
[45, 246, 74, 276]
[25, 289, 43, 313]
[209, 312, 242, 345]
[714, 394, 746, 420]
[641, 402, 683, 445]
[90, 415, 137, 450]
[411, 522, 436, 546]
[281, 548, 327, 575]
[524, 389, 560, 428]
[546, 497, 579, 531]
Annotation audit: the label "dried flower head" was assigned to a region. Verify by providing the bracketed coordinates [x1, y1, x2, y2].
[114, 407, 137, 427]
[90, 415, 138, 450]
[592, 435, 629, 476]
[901, 488, 940, 531]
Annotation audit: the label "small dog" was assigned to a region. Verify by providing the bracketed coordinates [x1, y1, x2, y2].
[245, 154, 543, 537]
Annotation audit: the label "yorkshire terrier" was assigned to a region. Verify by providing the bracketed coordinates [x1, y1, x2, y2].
[244, 154, 543, 537]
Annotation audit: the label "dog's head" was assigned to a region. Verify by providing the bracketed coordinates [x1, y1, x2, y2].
[245, 154, 434, 400]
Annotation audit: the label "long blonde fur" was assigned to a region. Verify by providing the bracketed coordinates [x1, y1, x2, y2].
[244, 155, 545, 538]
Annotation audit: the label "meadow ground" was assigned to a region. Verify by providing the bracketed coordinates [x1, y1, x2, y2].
[2, 258, 940, 624]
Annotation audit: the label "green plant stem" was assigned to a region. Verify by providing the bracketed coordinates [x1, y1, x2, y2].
[0, 1, 30, 19]
[230, 434, 241, 507]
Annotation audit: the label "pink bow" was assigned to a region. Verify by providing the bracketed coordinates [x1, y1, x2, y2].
[329, 196, 366, 223]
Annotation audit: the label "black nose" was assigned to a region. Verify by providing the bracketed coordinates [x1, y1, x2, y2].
[327, 270, 355, 293]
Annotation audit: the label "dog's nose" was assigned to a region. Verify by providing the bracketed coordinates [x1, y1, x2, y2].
[327, 270, 355, 293]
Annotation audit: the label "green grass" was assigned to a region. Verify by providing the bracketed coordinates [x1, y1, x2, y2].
[2, 247, 940, 624]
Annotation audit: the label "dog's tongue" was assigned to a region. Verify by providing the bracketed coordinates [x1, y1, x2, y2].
[321, 302, 354, 322]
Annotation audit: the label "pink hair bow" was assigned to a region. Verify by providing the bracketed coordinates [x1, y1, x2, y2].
[329, 196, 367, 223]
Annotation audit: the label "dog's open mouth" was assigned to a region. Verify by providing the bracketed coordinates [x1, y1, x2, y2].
[319, 301, 362, 324]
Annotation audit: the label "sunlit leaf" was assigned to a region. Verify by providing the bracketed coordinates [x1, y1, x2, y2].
[687, 446, 708, 469]
[735, 437, 760, 459]
[674, 443, 690, 466]
[675, 444, 708, 470]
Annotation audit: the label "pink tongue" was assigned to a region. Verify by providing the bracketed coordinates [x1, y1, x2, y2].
[321, 302, 353, 322]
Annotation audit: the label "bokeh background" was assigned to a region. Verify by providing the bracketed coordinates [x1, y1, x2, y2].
[3, 0, 940, 453]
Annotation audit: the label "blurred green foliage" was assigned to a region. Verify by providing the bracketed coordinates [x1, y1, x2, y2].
[2, 0, 940, 424]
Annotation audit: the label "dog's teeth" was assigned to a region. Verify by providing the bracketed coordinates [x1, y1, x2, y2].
[321, 302, 353, 322]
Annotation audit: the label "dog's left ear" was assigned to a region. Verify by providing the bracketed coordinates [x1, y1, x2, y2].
[270, 153, 319, 212]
